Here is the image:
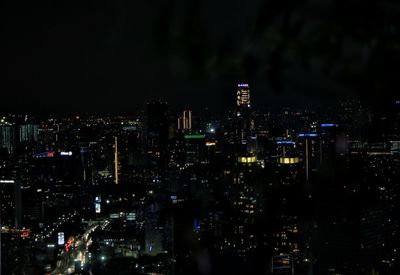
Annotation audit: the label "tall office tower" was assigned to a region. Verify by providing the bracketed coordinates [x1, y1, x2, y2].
[147, 101, 169, 165]
[298, 133, 319, 181]
[275, 140, 301, 186]
[319, 123, 345, 164]
[116, 121, 146, 185]
[234, 84, 253, 155]
[79, 145, 90, 184]
[0, 179, 22, 228]
[339, 97, 368, 138]
[229, 160, 260, 256]
[183, 133, 206, 165]
[144, 202, 163, 256]
[114, 136, 119, 185]
[177, 110, 192, 131]
[237, 83, 250, 108]
[0, 122, 16, 155]
[245, 136, 256, 155]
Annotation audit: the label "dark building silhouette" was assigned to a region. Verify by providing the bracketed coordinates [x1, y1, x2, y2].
[146, 101, 169, 166]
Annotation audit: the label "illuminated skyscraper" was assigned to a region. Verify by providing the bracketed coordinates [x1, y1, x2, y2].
[298, 133, 319, 181]
[114, 136, 119, 185]
[184, 110, 192, 130]
[229, 157, 260, 255]
[177, 110, 192, 130]
[237, 83, 250, 108]
[19, 124, 39, 143]
[0, 122, 16, 154]
[234, 83, 253, 155]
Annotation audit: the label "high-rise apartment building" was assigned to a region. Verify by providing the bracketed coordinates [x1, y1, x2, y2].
[0, 122, 16, 154]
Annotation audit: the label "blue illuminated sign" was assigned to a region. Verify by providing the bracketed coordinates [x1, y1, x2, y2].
[298, 133, 318, 138]
[33, 151, 55, 158]
[321, 123, 337, 127]
[276, 140, 295, 145]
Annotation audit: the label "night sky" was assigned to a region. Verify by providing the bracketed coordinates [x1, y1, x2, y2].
[2, 0, 400, 113]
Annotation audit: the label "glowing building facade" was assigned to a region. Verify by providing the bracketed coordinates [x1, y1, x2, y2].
[237, 84, 250, 108]
[178, 110, 192, 131]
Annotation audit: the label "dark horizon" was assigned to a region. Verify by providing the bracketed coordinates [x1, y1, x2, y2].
[3, 0, 400, 114]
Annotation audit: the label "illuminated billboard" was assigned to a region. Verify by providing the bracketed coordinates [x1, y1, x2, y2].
[0, 180, 14, 183]
[95, 203, 101, 213]
[58, 232, 65, 245]
[33, 151, 55, 158]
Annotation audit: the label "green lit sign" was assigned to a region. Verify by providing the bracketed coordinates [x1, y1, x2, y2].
[184, 134, 205, 139]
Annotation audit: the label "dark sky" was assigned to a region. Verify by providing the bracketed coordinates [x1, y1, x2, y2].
[2, 0, 400, 114]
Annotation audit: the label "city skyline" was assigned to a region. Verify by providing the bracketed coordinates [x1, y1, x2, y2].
[1, 83, 400, 274]
[3, 1, 400, 274]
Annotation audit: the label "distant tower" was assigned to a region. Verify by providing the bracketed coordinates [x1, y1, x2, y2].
[114, 136, 119, 185]
[237, 83, 250, 108]
[298, 133, 319, 181]
[178, 110, 192, 131]
[147, 101, 169, 165]
[19, 124, 39, 143]
[183, 110, 192, 130]
[0, 122, 16, 154]
[234, 84, 252, 153]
